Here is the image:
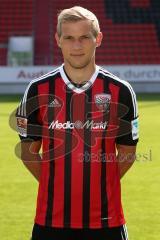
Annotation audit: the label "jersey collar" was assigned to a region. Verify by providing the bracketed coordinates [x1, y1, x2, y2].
[59, 64, 100, 94]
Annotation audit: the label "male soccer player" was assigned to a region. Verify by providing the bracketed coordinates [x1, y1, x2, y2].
[16, 6, 139, 240]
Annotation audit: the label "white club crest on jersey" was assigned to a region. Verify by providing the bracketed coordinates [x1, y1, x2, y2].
[94, 93, 111, 112]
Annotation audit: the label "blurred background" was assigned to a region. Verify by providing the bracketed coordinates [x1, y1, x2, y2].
[0, 1, 160, 240]
[0, 0, 160, 93]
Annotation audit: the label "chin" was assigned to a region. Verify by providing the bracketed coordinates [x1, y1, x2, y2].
[68, 60, 91, 69]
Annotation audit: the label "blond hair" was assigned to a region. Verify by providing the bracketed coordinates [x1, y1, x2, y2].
[57, 6, 100, 37]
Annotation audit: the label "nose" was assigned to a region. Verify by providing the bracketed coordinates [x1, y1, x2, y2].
[72, 39, 82, 50]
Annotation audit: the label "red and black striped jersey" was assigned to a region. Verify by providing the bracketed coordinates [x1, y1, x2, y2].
[16, 64, 139, 229]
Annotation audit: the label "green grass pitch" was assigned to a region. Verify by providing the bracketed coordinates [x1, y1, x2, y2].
[0, 94, 160, 240]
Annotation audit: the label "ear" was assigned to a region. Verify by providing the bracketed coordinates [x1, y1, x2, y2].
[96, 32, 103, 48]
[55, 33, 61, 48]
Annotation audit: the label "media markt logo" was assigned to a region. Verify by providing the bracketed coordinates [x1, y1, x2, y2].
[49, 120, 108, 130]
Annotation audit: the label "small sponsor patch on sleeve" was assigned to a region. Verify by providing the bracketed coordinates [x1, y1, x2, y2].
[17, 117, 28, 137]
[131, 118, 139, 140]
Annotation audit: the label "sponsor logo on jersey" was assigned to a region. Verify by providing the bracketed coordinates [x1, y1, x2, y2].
[49, 120, 108, 130]
[48, 98, 61, 107]
[94, 94, 111, 112]
[131, 118, 139, 140]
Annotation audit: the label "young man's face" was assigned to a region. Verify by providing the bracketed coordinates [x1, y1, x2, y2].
[55, 20, 102, 69]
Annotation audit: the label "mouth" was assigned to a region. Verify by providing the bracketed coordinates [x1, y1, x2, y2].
[70, 54, 85, 57]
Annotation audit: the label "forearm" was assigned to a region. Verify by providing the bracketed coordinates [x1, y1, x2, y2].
[21, 140, 42, 181]
[117, 145, 136, 179]
[117, 154, 135, 179]
[22, 154, 41, 181]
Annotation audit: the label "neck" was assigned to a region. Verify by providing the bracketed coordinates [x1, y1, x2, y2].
[63, 60, 96, 84]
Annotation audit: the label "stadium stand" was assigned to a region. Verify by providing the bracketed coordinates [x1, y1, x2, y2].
[130, 0, 150, 8]
[0, 0, 160, 65]
[51, 0, 160, 65]
[0, 0, 34, 65]
[103, 0, 160, 64]
[34, 0, 52, 65]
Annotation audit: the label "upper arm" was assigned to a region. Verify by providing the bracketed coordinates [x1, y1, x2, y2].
[116, 83, 139, 146]
[16, 82, 42, 141]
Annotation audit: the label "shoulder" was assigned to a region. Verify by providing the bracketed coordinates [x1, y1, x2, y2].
[29, 66, 61, 89]
[98, 66, 136, 98]
[24, 66, 61, 97]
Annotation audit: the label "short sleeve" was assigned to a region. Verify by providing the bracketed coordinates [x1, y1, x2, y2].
[116, 82, 139, 146]
[16, 82, 42, 141]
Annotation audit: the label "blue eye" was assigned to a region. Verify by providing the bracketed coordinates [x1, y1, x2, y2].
[64, 36, 72, 40]
[82, 36, 89, 39]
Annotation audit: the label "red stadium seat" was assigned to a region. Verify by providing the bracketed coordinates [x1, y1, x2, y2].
[130, 0, 150, 8]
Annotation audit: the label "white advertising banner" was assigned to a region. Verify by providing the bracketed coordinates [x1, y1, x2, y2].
[0, 65, 160, 83]
[0, 66, 56, 83]
[105, 65, 160, 82]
